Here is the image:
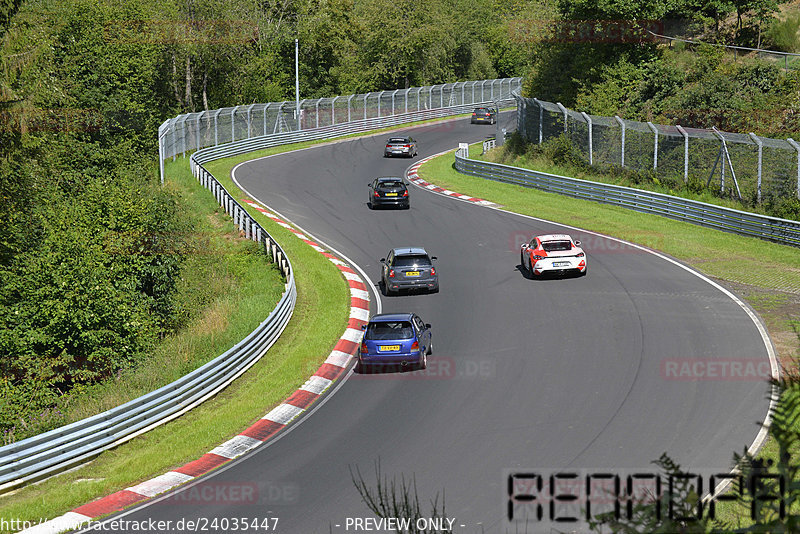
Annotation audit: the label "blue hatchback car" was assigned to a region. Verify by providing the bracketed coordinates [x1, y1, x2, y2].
[358, 313, 432, 371]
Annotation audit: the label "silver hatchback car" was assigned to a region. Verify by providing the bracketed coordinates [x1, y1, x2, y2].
[384, 136, 418, 158]
[380, 247, 438, 295]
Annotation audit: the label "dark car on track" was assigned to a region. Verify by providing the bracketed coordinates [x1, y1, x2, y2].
[471, 107, 497, 125]
[358, 313, 432, 371]
[384, 136, 418, 158]
[368, 177, 410, 209]
[380, 247, 438, 295]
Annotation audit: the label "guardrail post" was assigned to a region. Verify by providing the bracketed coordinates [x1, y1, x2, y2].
[556, 103, 568, 134]
[581, 112, 593, 165]
[615, 116, 626, 168]
[788, 138, 800, 199]
[749, 133, 763, 202]
[648, 121, 658, 170]
[677, 125, 689, 183]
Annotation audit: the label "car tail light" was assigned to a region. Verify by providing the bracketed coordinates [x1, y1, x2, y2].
[472, 113, 476, 116]
[404, 144, 410, 148]
[389, 269, 395, 278]
[374, 191, 380, 197]
[360, 341, 368, 354]
[402, 190, 408, 197]
[386, 144, 391, 148]
[411, 341, 419, 351]
[430, 267, 436, 275]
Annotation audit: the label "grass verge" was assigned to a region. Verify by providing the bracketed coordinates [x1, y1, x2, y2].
[421, 143, 800, 527]
[0, 155, 349, 526]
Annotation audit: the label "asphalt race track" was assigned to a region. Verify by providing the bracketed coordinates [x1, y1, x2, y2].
[105, 114, 774, 533]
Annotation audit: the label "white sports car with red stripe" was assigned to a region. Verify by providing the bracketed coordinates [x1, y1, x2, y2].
[520, 234, 587, 277]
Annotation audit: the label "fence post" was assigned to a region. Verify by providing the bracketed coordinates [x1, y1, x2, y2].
[533, 98, 543, 144]
[315, 99, 320, 128]
[440, 84, 444, 108]
[178, 116, 187, 158]
[378, 90, 384, 117]
[648, 122, 658, 170]
[615, 116, 625, 168]
[331, 96, 338, 125]
[749, 133, 763, 203]
[263, 103, 269, 136]
[481, 80, 488, 102]
[461, 82, 465, 105]
[297, 99, 306, 130]
[581, 112, 593, 165]
[230, 107, 236, 142]
[364, 93, 369, 120]
[677, 125, 689, 183]
[214, 109, 220, 145]
[247, 103, 255, 138]
[556, 102, 568, 134]
[195, 113, 201, 152]
[348, 94, 354, 122]
[391, 89, 397, 115]
[404, 89, 408, 114]
[788, 138, 800, 199]
[417, 87, 421, 111]
[171, 118, 177, 162]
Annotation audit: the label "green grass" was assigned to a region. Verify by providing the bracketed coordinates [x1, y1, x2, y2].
[422, 143, 800, 530]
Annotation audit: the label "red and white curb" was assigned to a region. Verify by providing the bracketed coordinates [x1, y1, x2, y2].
[22, 201, 370, 534]
[406, 154, 499, 208]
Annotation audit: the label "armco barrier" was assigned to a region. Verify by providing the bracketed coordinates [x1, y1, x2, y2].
[0, 78, 521, 494]
[454, 147, 800, 248]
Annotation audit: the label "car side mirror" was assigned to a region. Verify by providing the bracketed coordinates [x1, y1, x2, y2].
[380, 258, 386, 263]
[361, 324, 367, 330]
[425, 323, 431, 329]
[431, 256, 438, 261]
[574, 240, 581, 246]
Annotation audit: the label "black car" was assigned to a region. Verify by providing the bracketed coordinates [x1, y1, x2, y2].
[384, 136, 418, 158]
[368, 177, 410, 209]
[471, 107, 497, 124]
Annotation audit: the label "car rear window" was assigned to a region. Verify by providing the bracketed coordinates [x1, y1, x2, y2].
[365, 321, 414, 340]
[378, 181, 404, 188]
[541, 241, 572, 252]
[393, 254, 431, 267]
[388, 138, 408, 143]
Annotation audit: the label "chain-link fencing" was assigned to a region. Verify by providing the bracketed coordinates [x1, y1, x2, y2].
[159, 78, 522, 180]
[516, 95, 800, 203]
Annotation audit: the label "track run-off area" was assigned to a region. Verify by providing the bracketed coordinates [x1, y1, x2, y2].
[98, 114, 775, 533]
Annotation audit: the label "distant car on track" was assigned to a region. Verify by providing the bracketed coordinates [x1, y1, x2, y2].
[368, 177, 410, 209]
[380, 247, 438, 295]
[471, 107, 497, 124]
[384, 136, 418, 158]
[520, 234, 587, 277]
[358, 313, 432, 371]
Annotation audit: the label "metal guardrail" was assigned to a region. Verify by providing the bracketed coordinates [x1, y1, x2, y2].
[0, 78, 521, 495]
[455, 148, 800, 248]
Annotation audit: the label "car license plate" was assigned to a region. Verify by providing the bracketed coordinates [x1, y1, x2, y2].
[380, 345, 400, 351]
[553, 261, 570, 267]
[405, 271, 420, 276]
[385, 192, 397, 197]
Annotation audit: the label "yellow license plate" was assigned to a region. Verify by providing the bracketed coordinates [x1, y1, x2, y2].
[385, 192, 398, 197]
[380, 345, 400, 351]
[405, 271, 420, 276]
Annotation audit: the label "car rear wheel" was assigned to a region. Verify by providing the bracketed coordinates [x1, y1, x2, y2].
[427, 339, 433, 355]
[520, 251, 529, 273]
[419, 351, 427, 370]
